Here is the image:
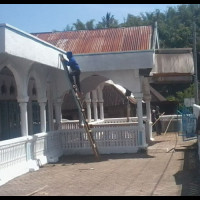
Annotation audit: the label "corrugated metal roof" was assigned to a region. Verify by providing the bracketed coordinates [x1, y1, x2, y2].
[32, 26, 153, 54]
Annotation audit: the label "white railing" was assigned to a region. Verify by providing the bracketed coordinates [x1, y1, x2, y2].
[61, 123, 140, 155]
[61, 115, 182, 133]
[0, 136, 30, 186]
[61, 119, 80, 129]
[33, 131, 63, 164]
[93, 125, 140, 154]
[103, 117, 136, 123]
[0, 131, 63, 186]
[159, 114, 182, 133]
[61, 117, 143, 129]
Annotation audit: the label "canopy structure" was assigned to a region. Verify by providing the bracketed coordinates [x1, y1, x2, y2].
[105, 80, 137, 104]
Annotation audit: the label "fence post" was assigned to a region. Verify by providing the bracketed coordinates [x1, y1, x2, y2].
[26, 136, 39, 171]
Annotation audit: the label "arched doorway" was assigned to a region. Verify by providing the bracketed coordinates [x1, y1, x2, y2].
[0, 66, 21, 140]
[28, 77, 49, 135]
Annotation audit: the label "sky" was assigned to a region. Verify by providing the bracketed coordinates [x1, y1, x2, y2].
[0, 4, 181, 33]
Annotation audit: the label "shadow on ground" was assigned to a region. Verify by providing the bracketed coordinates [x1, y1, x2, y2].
[55, 152, 155, 165]
[147, 140, 166, 147]
[174, 141, 200, 196]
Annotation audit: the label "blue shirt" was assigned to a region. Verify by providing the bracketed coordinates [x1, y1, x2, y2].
[66, 56, 80, 71]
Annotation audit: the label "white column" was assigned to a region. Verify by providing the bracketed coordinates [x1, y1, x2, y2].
[145, 97, 154, 142]
[19, 100, 39, 171]
[92, 90, 98, 121]
[142, 77, 153, 142]
[85, 92, 92, 123]
[19, 101, 29, 137]
[47, 100, 54, 131]
[54, 99, 62, 130]
[28, 101, 33, 135]
[135, 93, 147, 147]
[99, 101, 104, 120]
[127, 98, 131, 122]
[39, 102, 47, 133]
[47, 83, 54, 131]
[97, 86, 104, 120]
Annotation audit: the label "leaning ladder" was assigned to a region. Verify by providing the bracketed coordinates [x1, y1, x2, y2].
[59, 54, 100, 160]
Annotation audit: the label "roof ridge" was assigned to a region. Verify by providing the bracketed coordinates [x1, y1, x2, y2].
[32, 25, 152, 35]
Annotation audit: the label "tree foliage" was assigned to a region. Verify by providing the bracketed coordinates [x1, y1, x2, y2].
[73, 19, 86, 30]
[96, 12, 119, 29]
[166, 84, 195, 106]
[85, 19, 95, 30]
[63, 24, 74, 31]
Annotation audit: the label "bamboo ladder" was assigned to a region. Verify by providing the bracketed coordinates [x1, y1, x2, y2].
[59, 54, 100, 161]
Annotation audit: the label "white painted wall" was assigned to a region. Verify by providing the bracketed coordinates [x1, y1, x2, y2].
[75, 50, 154, 72]
[80, 69, 141, 94]
[1, 24, 65, 69]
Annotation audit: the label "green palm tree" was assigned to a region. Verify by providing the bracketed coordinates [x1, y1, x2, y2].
[96, 12, 119, 29]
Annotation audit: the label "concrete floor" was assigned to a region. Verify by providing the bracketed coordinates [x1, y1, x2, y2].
[0, 132, 200, 196]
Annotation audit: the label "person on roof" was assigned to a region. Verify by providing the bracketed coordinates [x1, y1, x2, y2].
[61, 51, 82, 94]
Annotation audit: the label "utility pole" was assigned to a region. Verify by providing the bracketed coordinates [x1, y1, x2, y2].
[193, 22, 199, 105]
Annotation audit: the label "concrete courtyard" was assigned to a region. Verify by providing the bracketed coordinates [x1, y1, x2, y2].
[0, 132, 200, 196]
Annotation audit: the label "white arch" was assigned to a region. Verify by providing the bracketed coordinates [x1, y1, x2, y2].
[27, 65, 48, 102]
[0, 63, 29, 102]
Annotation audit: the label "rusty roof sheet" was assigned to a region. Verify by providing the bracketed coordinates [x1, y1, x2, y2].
[32, 26, 153, 54]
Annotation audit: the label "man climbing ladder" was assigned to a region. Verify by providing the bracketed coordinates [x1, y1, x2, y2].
[61, 51, 82, 95]
[59, 53, 100, 161]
